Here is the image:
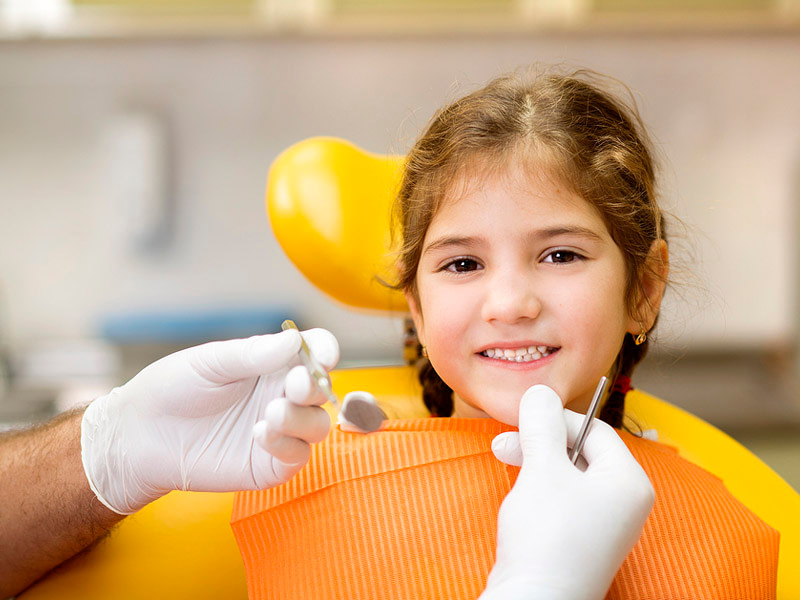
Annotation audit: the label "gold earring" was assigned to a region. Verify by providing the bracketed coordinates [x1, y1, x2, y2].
[634, 324, 647, 346]
[421, 346, 428, 358]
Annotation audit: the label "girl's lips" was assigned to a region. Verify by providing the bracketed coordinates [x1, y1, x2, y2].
[477, 347, 560, 369]
[476, 342, 555, 354]
[480, 345, 558, 359]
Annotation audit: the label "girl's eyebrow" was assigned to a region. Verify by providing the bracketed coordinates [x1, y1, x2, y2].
[422, 235, 481, 255]
[537, 226, 604, 242]
[423, 226, 603, 255]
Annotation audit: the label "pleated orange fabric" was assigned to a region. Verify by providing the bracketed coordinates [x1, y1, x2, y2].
[231, 418, 779, 600]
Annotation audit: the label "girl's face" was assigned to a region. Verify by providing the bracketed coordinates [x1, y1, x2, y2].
[407, 162, 643, 425]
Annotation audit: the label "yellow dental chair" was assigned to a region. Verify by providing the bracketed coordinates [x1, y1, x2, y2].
[21, 137, 800, 600]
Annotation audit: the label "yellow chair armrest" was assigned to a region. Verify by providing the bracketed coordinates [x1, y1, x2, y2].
[19, 491, 247, 600]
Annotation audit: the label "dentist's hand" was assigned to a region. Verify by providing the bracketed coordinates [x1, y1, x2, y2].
[482, 385, 654, 600]
[81, 329, 338, 514]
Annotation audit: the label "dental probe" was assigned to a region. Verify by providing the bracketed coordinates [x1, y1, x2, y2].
[568, 376, 610, 465]
[281, 320, 386, 433]
[282, 319, 340, 409]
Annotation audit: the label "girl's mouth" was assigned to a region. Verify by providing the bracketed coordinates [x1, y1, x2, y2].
[480, 346, 559, 363]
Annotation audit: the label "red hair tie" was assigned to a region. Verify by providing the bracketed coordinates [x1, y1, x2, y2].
[612, 375, 632, 396]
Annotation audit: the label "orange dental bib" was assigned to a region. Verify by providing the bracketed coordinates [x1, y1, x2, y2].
[232, 418, 778, 599]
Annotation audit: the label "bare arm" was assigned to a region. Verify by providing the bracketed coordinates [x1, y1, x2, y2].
[0, 408, 124, 598]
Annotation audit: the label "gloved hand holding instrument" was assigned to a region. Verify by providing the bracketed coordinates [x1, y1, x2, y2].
[484, 384, 655, 600]
[81, 327, 339, 514]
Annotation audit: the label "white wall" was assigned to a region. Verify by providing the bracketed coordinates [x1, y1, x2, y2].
[1, 32, 799, 361]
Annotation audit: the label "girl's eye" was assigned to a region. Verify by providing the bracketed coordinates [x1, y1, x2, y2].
[543, 250, 583, 264]
[443, 257, 481, 273]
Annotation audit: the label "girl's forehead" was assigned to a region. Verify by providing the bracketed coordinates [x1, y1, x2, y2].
[433, 160, 608, 234]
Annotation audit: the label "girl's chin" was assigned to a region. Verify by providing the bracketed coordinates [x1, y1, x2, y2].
[452, 394, 521, 425]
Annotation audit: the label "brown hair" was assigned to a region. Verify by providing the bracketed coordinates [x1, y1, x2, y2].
[394, 67, 666, 427]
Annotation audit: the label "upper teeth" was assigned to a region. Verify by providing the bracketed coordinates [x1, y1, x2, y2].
[482, 346, 554, 362]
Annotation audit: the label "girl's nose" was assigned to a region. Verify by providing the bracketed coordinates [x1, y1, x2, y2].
[480, 268, 542, 324]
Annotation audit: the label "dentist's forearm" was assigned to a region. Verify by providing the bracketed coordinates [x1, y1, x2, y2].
[0, 408, 123, 598]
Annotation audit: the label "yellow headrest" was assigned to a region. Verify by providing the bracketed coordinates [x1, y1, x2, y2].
[266, 137, 408, 312]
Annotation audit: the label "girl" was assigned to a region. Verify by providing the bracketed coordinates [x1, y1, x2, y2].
[398, 68, 667, 429]
[233, 67, 779, 599]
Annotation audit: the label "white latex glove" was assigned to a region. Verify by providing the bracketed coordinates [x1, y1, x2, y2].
[481, 385, 654, 600]
[81, 328, 338, 514]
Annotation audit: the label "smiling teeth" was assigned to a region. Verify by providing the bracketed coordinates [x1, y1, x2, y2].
[482, 346, 555, 362]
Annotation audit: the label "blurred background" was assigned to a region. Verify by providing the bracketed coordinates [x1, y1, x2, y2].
[0, 0, 798, 488]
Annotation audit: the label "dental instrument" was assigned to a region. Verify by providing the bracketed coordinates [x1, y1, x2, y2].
[281, 320, 386, 433]
[568, 376, 610, 465]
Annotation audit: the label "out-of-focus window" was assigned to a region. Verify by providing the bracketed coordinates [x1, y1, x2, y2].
[595, 0, 772, 10]
[331, 0, 515, 10]
[71, 0, 253, 6]
[1, 0, 797, 37]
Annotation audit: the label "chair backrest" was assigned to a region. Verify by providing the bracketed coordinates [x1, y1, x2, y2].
[268, 137, 800, 599]
[267, 136, 407, 312]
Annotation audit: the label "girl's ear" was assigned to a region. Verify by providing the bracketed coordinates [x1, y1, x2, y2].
[404, 290, 426, 347]
[627, 239, 669, 335]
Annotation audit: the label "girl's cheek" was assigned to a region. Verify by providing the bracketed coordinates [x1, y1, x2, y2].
[431, 293, 475, 331]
